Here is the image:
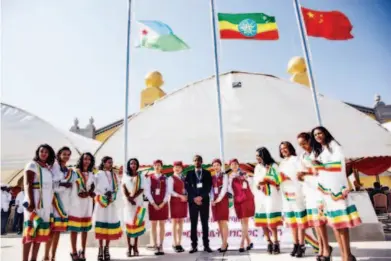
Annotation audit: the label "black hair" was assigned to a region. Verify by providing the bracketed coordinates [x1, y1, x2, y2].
[311, 126, 340, 157]
[127, 158, 140, 175]
[297, 132, 311, 141]
[193, 155, 203, 162]
[76, 152, 95, 172]
[256, 147, 276, 166]
[56, 146, 72, 165]
[279, 141, 297, 158]
[374, 182, 381, 189]
[99, 156, 113, 170]
[33, 144, 56, 166]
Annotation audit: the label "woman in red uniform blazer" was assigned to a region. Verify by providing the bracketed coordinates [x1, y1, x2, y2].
[145, 160, 173, 255]
[211, 159, 229, 252]
[229, 159, 255, 252]
[169, 161, 187, 253]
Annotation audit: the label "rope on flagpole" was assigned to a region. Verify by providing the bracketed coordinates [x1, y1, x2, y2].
[210, 0, 226, 171]
[123, 0, 132, 169]
[293, 0, 322, 126]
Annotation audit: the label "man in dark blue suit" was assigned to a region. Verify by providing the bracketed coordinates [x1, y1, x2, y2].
[185, 155, 213, 253]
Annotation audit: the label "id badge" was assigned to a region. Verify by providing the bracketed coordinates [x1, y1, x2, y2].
[242, 182, 248, 189]
[155, 188, 161, 195]
[197, 183, 203, 189]
[214, 187, 219, 194]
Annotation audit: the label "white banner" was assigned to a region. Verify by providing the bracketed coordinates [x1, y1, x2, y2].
[163, 213, 293, 249]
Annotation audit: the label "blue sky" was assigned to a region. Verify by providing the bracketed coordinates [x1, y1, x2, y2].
[2, 0, 391, 130]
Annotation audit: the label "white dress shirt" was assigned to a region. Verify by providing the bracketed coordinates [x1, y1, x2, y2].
[214, 173, 228, 203]
[15, 191, 25, 214]
[144, 174, 173, 205]
[1, 190, 12, 212]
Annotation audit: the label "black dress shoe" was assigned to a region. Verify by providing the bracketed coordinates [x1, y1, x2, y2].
[204, 246, 213, 253]
[189, 247, 198, 254]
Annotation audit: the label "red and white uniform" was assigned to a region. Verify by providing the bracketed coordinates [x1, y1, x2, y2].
[229, 171, 255, 219]
[145, 174, 172, 221]
[170, 173, 188, 219]
[212, 172, 229, 221]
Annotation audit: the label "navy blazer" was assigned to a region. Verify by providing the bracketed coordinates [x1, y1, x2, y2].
[185, 169, 212, 204]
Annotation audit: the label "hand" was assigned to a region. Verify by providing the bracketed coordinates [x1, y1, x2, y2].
[27, 202, 35, 213]
[60, 182, 72, 188]
[212, 201, 216, 206]
[158, 202, 166, 209]
[78, 192, 89, 198]
[312, 160, 322, 165]
[258, 181, 266, 186]
[297, 172, 306, 182]
[152, 203, 159, 210]
[180, 195, 187, 202]
[194, 196, 202, 205]
[89, 191, 96, 198]
[105, 191, 112, 200]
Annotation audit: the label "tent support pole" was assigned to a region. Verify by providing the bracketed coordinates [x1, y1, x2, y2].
[209, 0, 226, 170]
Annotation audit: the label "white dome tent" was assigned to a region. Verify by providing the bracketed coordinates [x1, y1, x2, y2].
[1, 103, 101, 184]
[95, 71, 391, 164]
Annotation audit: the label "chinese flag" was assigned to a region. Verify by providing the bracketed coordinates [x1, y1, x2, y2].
[301, 7, 353, 40]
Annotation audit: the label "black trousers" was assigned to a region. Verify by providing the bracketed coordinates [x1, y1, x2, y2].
[189, 201, 209, 248]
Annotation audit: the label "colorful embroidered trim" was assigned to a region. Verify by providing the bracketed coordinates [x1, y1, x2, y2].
[133, 206, 146, 227]
[75, 169, 87, 192]
[95, 195, 109, 208]
[304, 232, 319, 253]
[52, 192, 67, 218]
[318, 184, 350, 201]
[36, 164, 44, 209]
[284, 192, 296, 201]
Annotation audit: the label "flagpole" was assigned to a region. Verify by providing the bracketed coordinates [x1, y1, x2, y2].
[293, 0, 322, 126]
[123, 0, 132, 170]
[209, 0, 226, 170]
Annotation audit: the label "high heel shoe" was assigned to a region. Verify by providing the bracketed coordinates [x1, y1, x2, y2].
[127, 245, 133, 257]
[295, 244, 306, 258]
[219, 244, 229, 253]
[246, 243, 253, 251]
[97, 247, 104, 261]
[104, 246, 111, 261]
[349, 255, 357, 261]
[267, 241, 273, 255]
[290, 244, 299, 257]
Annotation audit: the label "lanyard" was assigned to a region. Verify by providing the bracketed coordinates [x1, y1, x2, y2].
[196, 169, 202, 182]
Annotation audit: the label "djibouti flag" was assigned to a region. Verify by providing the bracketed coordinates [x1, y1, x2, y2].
[137, 20, 189, 51]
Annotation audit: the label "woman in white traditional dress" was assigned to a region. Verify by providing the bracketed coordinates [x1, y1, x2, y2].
[144, 160, 173, 255]
[122, 158, 145, 257]
[279, 141, 308, 258]
[311, 126, 361, 261]
[43, 146, 74, 261]
[297, 132, 331, 261]
[22, 144, 56, 261]
[252, 147, 283, 255]
[94, 156, 122, 261]
[68, 152, 96, 261]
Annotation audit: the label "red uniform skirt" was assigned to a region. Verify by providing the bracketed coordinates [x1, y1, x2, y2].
[234, 198, 255, 219]
[212, 195, 229, 221]
[170, 198, 188, 219]
[148, 203, 169, 221]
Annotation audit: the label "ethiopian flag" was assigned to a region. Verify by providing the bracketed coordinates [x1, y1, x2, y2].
[218, 13, 279, 40]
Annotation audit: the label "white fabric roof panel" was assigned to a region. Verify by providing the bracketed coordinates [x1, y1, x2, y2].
[95, 72, 391, 164]
[1, 103, 101, 183]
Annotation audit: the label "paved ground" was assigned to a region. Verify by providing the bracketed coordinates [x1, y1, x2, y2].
[1, 234, 391, 261]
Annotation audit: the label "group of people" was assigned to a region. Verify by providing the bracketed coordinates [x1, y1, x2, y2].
[20, 126, 361, 261]
[1, 184, 25, 235]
